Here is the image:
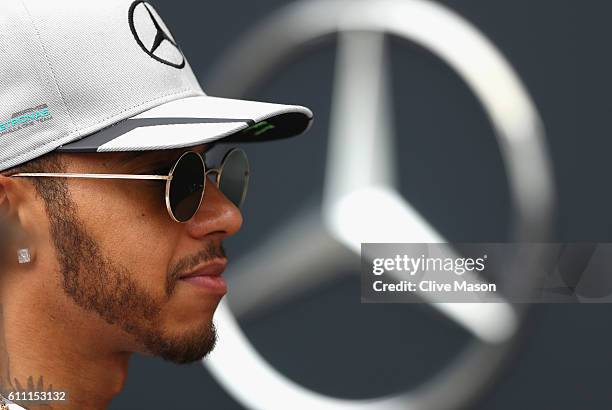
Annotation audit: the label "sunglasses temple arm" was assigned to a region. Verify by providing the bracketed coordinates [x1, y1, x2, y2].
[11, 173, 171, 181]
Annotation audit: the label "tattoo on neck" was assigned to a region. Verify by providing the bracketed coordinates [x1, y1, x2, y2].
[0, 305, 55, 409]
[0, 304, 14, 396]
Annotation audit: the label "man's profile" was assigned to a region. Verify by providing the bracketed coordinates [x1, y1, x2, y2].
[0, 1, 313, 409]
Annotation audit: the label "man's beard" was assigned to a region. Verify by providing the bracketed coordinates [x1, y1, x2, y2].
[40, 179, 223, 364]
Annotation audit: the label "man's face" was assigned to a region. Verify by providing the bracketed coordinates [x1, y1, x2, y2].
[29, 145, 242, 364]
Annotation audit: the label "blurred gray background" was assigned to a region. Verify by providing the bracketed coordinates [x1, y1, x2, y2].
[111, 0, 612, 409]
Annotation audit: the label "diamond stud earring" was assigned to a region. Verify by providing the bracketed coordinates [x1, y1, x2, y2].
[17, 248, 32, 264]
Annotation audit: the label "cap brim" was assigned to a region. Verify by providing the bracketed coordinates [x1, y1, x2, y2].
[57, 95, 313, 153]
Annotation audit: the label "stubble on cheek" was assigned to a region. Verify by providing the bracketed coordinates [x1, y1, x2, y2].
[28, 153, 222, 363]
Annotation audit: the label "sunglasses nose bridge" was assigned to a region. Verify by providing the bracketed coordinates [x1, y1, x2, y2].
[205, 168, 221, 184]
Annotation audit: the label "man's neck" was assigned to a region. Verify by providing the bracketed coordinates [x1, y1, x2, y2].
[0, 299, 131, 410]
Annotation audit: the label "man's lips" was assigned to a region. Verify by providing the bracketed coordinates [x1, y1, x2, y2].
[178, 259, 228, 294]
[179, 259, 227, 279]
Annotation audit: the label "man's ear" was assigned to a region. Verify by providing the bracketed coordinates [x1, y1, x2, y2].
[0, 176, 17, 268]
[0, 176, 36, 263]
[0, 175, 24, 226]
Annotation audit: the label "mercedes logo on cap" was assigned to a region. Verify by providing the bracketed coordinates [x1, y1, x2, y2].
[128, 1, 185, 69]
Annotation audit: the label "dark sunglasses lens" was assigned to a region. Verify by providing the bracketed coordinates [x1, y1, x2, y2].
[219, 150, 249, 208]
[169, 152, 205, 222]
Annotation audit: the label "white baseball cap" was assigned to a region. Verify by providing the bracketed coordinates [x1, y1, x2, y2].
[0, 0, 313, 172]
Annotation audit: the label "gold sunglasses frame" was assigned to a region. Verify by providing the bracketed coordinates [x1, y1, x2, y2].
[11, 148, 250, 223]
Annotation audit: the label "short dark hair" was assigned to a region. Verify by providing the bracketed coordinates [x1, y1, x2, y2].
[2, 152, 65, 175]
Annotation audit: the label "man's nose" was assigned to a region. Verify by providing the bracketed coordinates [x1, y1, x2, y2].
[185, 176, 243, 240]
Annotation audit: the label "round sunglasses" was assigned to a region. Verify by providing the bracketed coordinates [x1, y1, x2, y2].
[11, 148, 250, 223]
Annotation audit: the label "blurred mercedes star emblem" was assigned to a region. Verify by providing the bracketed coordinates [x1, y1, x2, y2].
[203, 1, 555, 410]
[129, 1, 185, 69]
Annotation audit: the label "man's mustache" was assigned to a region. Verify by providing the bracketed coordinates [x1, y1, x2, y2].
[166, 242, 227, 296]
